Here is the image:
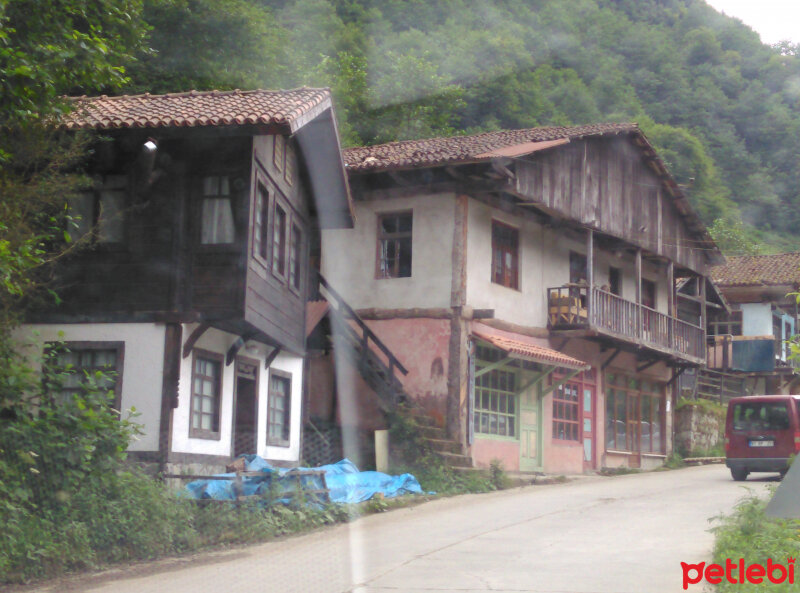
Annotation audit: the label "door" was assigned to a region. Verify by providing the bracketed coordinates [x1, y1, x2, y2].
[233, 359, 258, 457]
[626, 395, 641, 468]
[519, 381, 542, 471]
[582, 384, 595, 470]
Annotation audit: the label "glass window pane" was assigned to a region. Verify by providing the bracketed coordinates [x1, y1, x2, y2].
[201, 198, 235, 244]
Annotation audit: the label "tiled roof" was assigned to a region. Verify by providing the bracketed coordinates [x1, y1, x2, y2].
[472, 325, 590, 371]
[344, 123, 638, 171]
[62, 88, 331, 132]
[712, 253, 800, 287]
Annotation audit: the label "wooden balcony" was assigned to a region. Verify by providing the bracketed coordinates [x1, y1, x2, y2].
[548, 285, 705, 365]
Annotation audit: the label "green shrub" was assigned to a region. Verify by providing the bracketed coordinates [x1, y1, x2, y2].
[711, 490, 800, 593]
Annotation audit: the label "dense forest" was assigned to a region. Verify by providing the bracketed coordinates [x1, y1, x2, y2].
[71, 1, 800, 252]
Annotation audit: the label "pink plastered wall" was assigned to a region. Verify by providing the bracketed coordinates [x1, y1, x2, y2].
[364, 318, 452, 427]
[472, 438, 520, 472]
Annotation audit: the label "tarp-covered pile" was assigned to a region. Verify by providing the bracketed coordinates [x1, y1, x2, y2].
[183, 457, 424, 505]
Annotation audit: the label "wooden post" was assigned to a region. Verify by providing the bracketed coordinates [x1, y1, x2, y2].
[635, 249, 642, 339]
[667, 261, 674, 349]
[700, 275, 707, 357]
[586, 228, 594, 323]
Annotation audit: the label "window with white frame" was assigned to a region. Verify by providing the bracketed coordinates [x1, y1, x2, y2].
[190, 351, 223, 439]
[267, 370, 292, 446]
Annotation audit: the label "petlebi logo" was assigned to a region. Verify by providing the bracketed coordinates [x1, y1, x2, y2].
[681, 558, 795, 589]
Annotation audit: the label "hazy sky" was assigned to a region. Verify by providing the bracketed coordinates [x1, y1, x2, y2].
[705, 0, 800, 44]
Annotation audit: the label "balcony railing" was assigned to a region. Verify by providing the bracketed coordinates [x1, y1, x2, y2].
[707, 334, 800, 373]
[548, 285, 705, 362]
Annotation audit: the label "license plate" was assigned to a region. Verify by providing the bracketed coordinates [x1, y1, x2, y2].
[749, 440, 774, 447]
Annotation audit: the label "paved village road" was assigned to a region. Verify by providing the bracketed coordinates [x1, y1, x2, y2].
[23, 464, 772, 593]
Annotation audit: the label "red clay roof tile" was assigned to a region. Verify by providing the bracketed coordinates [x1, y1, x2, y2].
[62, 88, 331, 131]
[344, 123, 637, 172]
[711, 253, 800, 287]
[472, 325, 590, 371]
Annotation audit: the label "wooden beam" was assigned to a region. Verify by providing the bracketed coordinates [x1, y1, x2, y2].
[636, 248, 642, 337]
[517, 365, 557, 395]
[475, 356, 513, 378]
[637, 359, 660, 373]
[226, 331, 258, 366]
[666, 367, 688, 388]
[182, 323, 210, 359]
[700, 275, 708, 336]
[602, 348, 622, 369]
[542, 368, 583, 398]
[587, 228, 594, 321]
[667, 261, 675, 318]
[264, 346, 281, 370]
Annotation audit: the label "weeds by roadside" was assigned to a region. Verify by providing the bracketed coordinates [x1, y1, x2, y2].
[711, 489, 800, 592]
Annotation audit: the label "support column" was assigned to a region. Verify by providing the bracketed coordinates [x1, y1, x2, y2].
[667, 261, 674, 349]
[635, 248, 642, 338]
[586, 228, 594, 322]
[159, 322, 183, 472]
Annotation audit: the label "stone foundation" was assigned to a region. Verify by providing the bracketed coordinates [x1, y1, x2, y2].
[674, 402, 724, 456]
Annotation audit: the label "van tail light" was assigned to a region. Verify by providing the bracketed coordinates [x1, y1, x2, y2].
[794, 432, 800, 453]
[724, 435, 730, 452]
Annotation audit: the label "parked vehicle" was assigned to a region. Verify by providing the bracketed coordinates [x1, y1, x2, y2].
[724, 395, 800, 481]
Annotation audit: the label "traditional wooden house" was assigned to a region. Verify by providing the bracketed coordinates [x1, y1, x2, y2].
[707, 253, 800, 395]
[322, 123, 724, 473]
[18, 88, 355, 473]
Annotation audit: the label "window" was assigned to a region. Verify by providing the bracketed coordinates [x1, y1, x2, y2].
[641, 279, 656, 309]
[473, 364, 517, 437]
[553, 382, 580, 441]
[569, 251, 587, 285]
[609, 267, 622, 296]
[190, 351, 223, 439]
[377, 212, 412, 278]
[491, 221, 519, 289]
[272, 203, 287, 276]
[273, 135, 285, 171]
[51, 341, 124, 407]
[288, 223, 303, 291]
[253, 183, 270, 260]
[267, 370, 292, 446]
[200, 175, 235, 244]
[69, 175, 126, 243]
[709, 310, 743, 336]
[605, 373, 664, 454]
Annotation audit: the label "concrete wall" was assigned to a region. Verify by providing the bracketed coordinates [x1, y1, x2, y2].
[16, 323, 167, 452]
[741, 303, 773, 336]
[321, 193, 456, 310]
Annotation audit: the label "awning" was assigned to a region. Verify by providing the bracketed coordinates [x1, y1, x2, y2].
[472, 324, 589, 371]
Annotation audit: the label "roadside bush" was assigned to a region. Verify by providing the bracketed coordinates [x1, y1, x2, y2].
[711, 490, 800, 593]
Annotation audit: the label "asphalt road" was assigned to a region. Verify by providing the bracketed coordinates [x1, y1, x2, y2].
[21, 464, 772, 593]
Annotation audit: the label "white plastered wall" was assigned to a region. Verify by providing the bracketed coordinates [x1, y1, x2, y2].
[321, 193, 456, 309]
[14, 323, 167, 452]
[172, 324, 303, 462]
[741, 303, 773, 336]
[466, 199, 673, 328]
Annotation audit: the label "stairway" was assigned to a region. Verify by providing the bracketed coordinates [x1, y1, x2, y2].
[405, 406, 473, 470]
[695, 368, 746, 403]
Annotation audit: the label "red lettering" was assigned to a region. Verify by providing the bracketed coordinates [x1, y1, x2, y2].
[746, 564, 765, 584]
[682, 562, 705, 590]
[725, 558, 737, 584]
[768, 558, 787, 584]
[705, 564, 723, 584]
[789, 558, 795, 583]
[740, 558, 745, 583]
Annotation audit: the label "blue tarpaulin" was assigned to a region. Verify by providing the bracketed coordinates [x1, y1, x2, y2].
[183, 457, 424, 504]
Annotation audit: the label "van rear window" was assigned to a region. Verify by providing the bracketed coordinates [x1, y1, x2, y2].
[732, 401, 791, 431]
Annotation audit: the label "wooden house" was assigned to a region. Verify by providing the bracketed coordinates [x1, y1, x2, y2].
[708, 253, 800, 395]
[18, 88, 355, 473]
[322, 123, 724, 473]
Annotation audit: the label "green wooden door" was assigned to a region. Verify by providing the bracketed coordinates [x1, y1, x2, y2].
[519, 384, 542, 471]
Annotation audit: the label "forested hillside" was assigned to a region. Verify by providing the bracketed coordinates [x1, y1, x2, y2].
[118, 0, 800, 253]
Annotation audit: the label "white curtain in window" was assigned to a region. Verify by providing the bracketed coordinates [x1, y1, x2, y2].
[201, 198, 235, 244]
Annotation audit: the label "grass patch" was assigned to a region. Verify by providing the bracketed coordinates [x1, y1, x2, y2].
[711, 489, 800, 592]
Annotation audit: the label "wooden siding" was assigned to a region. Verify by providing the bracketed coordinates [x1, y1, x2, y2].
[244, 136, 310, 353]
[515, 136, 709, 275]
[35, 132, 314, 355]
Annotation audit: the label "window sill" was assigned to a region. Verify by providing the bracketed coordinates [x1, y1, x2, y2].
[266, 441, 291, 448]
[642, 453, 666, 458]
[474, 433, 519, 442]
[490, 280, 521, 292]
[552, 439, 582, 446]
[189, 431, 222, 441]
[605, 449, 634, 456]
